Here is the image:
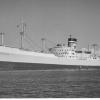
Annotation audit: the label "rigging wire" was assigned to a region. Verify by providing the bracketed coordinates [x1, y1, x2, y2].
[45, 38, 57, 46]
[4, 32, 20, 48]
[25, 33, 43, 50]
[24, 37, 37, 50]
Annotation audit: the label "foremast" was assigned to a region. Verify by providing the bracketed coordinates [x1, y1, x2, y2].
[17, 21, 26, 49]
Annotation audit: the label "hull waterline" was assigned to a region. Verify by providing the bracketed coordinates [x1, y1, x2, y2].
[0, 61, 99, 71]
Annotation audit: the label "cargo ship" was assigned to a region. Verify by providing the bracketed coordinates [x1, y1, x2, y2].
[0, 23, 100, 70]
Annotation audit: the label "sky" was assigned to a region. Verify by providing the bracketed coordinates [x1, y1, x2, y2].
[0, 0, 100, 51]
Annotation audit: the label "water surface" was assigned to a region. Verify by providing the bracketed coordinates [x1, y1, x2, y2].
[0, 69, 100, 98]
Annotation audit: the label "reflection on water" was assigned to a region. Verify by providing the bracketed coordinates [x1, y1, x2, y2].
[0, 69, 100, 98]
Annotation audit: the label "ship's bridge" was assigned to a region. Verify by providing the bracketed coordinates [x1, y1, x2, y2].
[49, 43, 77, 58]
[49, 35, 78, 58]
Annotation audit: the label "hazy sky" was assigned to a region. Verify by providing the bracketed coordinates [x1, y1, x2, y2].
[0, 0, 100, 50]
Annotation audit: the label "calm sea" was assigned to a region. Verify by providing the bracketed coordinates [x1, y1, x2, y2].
[0, 69, 100, 98]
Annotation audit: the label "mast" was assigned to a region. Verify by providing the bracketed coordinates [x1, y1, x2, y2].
[92, 44, 98, 57]
[0, 32, 4, 46]
[88, 44, 90, 51]
[17, 21, 26, 49]
[69, 34, 72, 39]
[41, 38, 46, 52]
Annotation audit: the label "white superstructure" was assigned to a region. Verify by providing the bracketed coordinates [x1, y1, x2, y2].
[49, 35, 100, 61]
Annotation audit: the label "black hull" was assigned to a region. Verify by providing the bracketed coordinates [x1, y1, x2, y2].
[0, 61, 99, 71]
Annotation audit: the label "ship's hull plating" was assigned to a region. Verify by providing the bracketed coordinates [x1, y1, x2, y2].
[0, 46, 100, 70]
